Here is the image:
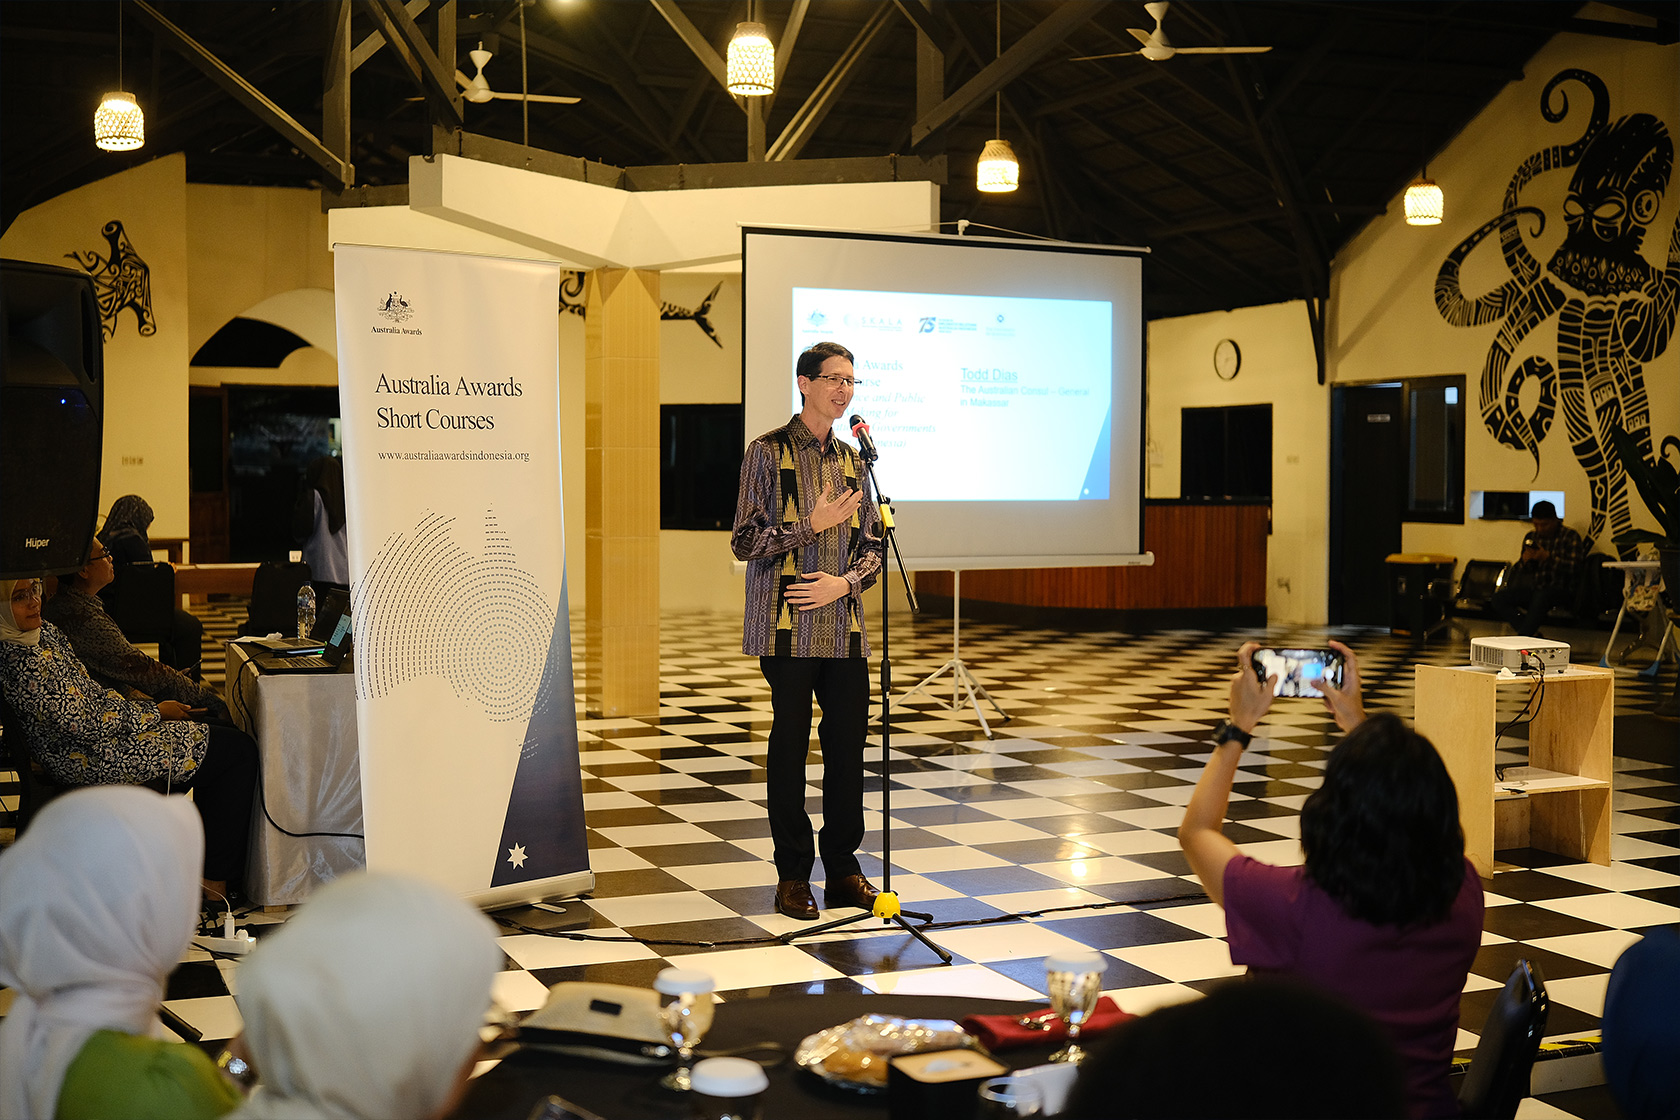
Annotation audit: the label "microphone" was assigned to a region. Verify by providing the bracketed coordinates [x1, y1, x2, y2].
[849, 414, 879, 462]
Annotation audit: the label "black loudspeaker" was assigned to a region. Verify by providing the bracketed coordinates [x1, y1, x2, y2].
[1, 259, 103, 578]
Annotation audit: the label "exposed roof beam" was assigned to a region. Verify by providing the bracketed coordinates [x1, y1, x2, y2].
[910, 0, 1105, 147]
[767, 0, 810, 115]
[648, 0, 728, 92]
[350, 0, 428, 71]
[130, 1, 354, 187]
[769, 3, 895, 161]
[362, 0, 463, 129]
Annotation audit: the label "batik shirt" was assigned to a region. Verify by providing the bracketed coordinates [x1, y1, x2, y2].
[732, 417, 885, 658]
[43, 586, 226, 715]
[0, 622, 208, 786]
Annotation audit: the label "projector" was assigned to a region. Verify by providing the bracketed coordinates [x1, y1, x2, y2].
[1470, 635, 1570, 672]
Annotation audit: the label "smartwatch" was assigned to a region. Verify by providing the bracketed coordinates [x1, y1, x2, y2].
[1211, 720, 1253, 748]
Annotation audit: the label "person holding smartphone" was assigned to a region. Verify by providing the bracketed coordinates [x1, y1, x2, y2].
[1178, 640, 1482, 1119]
[44, 544, 229, 719]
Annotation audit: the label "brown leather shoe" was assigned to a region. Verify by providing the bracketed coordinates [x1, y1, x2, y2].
[775, 878, 819, 921]
[825, 873, 880, 911]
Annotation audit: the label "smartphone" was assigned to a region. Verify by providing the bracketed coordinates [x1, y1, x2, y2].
[1252, 647, 1344, 699]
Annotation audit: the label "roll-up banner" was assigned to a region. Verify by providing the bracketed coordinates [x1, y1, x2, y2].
[333, 244, 591, 908]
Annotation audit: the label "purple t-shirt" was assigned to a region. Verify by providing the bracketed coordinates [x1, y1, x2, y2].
[1224, 855, 1484, 1119]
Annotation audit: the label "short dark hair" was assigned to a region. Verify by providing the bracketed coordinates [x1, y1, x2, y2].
[1530, 500, 1559, 520]
[1065, 978, 1406, 1119]
[1300, 713, 1466, 927]
[795, 340, 854, 386]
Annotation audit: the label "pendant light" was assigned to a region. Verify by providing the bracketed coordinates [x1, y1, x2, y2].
[94, 3, 145, 152]
[976, 1, 1018, 193]
[726, 1, 774, 97]
[1404, 172, 1444, 225]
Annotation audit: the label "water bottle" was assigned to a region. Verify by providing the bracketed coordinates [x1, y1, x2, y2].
[296, 583, 316, 638]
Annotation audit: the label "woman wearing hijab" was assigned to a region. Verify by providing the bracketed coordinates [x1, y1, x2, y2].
[97, 494, 206, 674]
[0, 785, 244, 1120]
[230, 871, 500, 1120]
[289, 457, 348, 589]
[0, 578, 257, 898]
[43, 539, 229, 718]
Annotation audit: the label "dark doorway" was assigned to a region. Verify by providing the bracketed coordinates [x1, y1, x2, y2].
[188, 387, 230, 562]
[225, 386, 339, 562]
[1180, 404, 1272, 500]
[1331, 385, 1405, 625]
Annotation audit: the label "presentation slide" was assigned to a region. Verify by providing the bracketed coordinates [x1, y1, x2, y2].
[791, 288, 1111, 502]
[744, 227, 1147, 570]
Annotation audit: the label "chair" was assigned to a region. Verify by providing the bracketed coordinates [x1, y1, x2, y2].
[1454, 560, 1510, 620]
[240, 559, 313, 637]
[98, 560, 177, 646]
[0, 690, 66, 833]
[1459, 959, 1549, 1120]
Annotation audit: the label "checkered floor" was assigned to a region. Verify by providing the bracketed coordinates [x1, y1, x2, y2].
[3, 600, 1675, 1119]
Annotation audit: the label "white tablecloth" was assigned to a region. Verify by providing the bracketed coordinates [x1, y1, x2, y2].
[226, 642, 366, 905]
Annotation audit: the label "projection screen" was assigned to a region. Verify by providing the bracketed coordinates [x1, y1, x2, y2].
[742, 226, 1149, 570]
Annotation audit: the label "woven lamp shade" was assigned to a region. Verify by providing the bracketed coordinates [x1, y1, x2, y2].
[976, 139, 1019, 193]
[726, 22, 774, 96]
[94, 91, 145, 151]
[1405, 177, 1444, 225]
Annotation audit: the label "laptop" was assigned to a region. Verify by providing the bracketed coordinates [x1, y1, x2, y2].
[250, 589, 353, 674]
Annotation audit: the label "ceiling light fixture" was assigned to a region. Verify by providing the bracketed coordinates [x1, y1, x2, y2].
[726, 2, 774, 97]
[976, 1, 1018, 193]
[1405, 171, 1443, 226]
[94, 4, 144, 151]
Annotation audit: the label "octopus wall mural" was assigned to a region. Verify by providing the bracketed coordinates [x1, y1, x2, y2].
[65, 219, 156, 340]
[1435, 68, 1678, 554]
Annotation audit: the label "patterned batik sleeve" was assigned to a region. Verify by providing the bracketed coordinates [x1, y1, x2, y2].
[731, 439, 816, 563]
[846, 461, 887, 596]
[64, 596, 220, 710]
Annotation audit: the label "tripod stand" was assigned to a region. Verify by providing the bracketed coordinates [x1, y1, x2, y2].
[778, 451, 953, 965]
[901, 570, 1008, 738]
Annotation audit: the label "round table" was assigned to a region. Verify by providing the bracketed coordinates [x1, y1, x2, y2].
[453, 992, 1054, 1120]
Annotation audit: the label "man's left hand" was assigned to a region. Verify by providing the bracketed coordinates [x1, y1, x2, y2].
[787, 572, 850, 611]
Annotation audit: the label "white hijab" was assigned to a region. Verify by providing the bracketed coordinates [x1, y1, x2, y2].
[0, 785, 204, 1120]
[231, 871, 500, 1120]
[1, 578, 41, 647]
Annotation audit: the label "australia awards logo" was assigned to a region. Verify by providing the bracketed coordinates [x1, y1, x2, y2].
[377, 291, 415, 323]
[806, 308, 828, 329]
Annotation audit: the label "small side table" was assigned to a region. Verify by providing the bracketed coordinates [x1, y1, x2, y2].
[1415, 664, 1612, 877]
[1599, 560, 1673, 675]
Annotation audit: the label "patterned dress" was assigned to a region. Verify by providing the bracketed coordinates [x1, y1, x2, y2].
[43, 586, 226, 715]
[0, 623, 208, 786]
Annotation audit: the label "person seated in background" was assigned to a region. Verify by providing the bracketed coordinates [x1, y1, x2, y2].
[0, 578, 257, 900]
[43, 542, 229, 719]
[227, 871, 500, 1120]
[1490, 500, 1589, 637]
[0, 786, 244, 1120]
[1178, 640, 1483, 1119]
[98, 493, 206, 674]
[1064, 977, 1406, 1119]
[290, 455, 349, 590]
[1601, 926, 1680, 1119]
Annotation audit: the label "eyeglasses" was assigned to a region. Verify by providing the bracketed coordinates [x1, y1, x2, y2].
[810, 373, 856, 389]
[11, 581, 41, 603]
[90, 551, 112, 563]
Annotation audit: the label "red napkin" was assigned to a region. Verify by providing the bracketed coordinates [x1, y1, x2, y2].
[961, 997, 1134, 1051]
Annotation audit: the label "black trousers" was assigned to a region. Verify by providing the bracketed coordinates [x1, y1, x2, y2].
[760, 656, 868, 883]
[189, 723, 259, 883]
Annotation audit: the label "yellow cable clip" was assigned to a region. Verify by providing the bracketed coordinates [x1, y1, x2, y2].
[878, 501, 895, 529]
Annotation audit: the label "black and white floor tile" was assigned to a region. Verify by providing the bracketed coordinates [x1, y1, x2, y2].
[3, 600, 1675, 1120]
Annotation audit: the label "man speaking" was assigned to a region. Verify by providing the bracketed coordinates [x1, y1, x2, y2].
[731, 341, 885, 921]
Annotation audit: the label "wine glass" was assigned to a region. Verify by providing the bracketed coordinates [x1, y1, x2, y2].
[654, 967, 716, 1091]
[1043, 950, 1105, 1064]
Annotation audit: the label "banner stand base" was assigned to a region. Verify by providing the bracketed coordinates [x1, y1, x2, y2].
[467, 870, 596, 913]
[491, 899, 594, 932]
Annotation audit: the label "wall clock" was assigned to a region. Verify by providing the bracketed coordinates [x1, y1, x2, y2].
[1214, 338, 1241, 380]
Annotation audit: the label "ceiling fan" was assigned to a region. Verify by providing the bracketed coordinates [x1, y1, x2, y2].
[455, 42, 580, 105]
[1070, 2, 1272, 63]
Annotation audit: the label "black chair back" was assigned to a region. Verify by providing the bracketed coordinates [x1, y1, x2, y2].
[240, 559, 313, 637]
[1456, 560, 1510, 616]
[98, 560, 177, 646]
[0, 688, 64, 832]
[1459, 959, 1549, 1119]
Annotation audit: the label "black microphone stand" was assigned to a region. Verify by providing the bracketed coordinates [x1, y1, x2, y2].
[778, 441, 953, 965]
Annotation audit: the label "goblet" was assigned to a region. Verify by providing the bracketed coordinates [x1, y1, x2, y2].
[654, 967, 716, 1091]
[978, 1075, 1044, 1118]
[1043, 949, 1105, 1064]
